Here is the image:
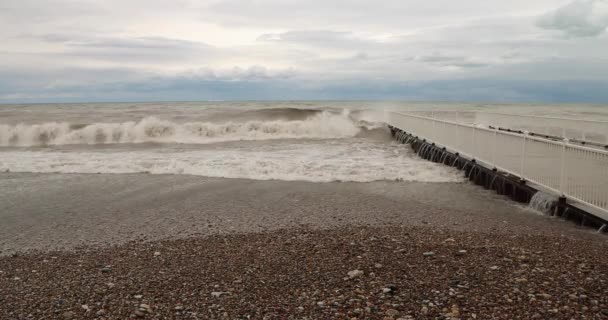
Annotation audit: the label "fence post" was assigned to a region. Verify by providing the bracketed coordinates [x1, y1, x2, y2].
[520, 131, 528, 180]
[492, 127, 497, 168]
[431, 111, 436, 142]
[472, 125, 476, 156]
[559, 139, 568, 194]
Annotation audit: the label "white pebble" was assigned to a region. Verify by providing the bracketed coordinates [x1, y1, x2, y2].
[347, 270, 364, 278]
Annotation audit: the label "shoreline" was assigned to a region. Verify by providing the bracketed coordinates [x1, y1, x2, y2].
[1, 173, 604, 256]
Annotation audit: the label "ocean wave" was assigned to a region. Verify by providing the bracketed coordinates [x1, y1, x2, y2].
[235, 107, 326, 121]
[0, 142, 465, 183]
[0, 111, 384, 147]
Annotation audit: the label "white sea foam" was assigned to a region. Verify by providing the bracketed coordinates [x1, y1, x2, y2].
[0, 106, 464, 183]
[528, 191, 558, 215]
[0, 111, 374, 147]
[0, 141, 465, 183]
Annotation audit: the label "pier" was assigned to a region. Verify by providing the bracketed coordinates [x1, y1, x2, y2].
[388, 111, 608, 231]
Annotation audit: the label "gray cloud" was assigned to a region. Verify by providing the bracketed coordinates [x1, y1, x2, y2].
[537, 0, 608, 37]
[1, 0, 608, 103]
[411, 54, 490, 69]
[40, 35, 210, 50]
[257, 30, 376, 49]
[3, 67, 607, 103]
[206, 0, 562, 30]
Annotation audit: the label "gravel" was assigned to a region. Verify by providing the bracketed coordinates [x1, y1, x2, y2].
[1, 225, 607, 319]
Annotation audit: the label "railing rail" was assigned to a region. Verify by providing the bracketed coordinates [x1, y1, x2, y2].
[388, 112, 608, 219]
[405, 110, 608, 145]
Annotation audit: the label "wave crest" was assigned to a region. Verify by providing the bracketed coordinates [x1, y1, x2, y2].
[0, 112, 380, 147]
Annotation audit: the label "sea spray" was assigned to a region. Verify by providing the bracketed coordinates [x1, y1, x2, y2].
[528, 191, 558, 215]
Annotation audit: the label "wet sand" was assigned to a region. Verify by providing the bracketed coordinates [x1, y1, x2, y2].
[1, 173, 608, 319]
[0, 173, 602, 255]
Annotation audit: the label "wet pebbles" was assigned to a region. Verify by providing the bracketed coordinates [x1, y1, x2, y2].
[1, 226, 607, 319]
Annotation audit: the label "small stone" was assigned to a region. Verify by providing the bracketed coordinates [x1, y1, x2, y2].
[134, 310, 145, 317]
[134, 294, 143, 299]
[421, 306, 429, 314]
[96, 309, 106, 316]
[81, 304, 90, 311]
[317, 301, 325, 308]
[451, 304, 460, 317]
[455, 250, 467, 256]
[444, 238, 455, 242]
[100, 266, 112, 274]
[139, 304, 152, 313]
[62, 311, 74, 319]
[386, 309, 399, 317]
[154, 251, 161, 256]
[374, 263, 383, 268]
[211, 292, 228, 298]
[423, 252, 435, 257]
[174, 305, 184, 311]
[537, 293, 552, 299]
[489, 266, 499, 270]
[347, 270, 364, 279]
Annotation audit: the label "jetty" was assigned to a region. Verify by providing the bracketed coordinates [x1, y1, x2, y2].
[388, 111, 608, 231]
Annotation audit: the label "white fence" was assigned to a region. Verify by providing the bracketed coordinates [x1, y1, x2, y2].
[406, 111, 608, 145]
[388, 112, 608, 219]
[474, 112, 608, 145]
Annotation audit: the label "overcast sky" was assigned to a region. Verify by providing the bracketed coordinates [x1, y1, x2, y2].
[1, 0, 608, 103]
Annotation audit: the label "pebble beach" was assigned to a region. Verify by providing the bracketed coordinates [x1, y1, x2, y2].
[2, 226, 607, 319]
[1, 173, 607, 319]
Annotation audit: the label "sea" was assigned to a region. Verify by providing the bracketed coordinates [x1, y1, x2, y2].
[1, 101, 607, 183]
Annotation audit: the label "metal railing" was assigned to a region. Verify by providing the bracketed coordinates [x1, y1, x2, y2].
[474, 112, 608, 145]
[407, 111, 608, 146]
[388, 112, 608, 219]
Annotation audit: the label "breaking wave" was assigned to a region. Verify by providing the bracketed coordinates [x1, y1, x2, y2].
[0, 142, 465, 183]
[234, 107, 326, 121]
[0, 111, 383, 147]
